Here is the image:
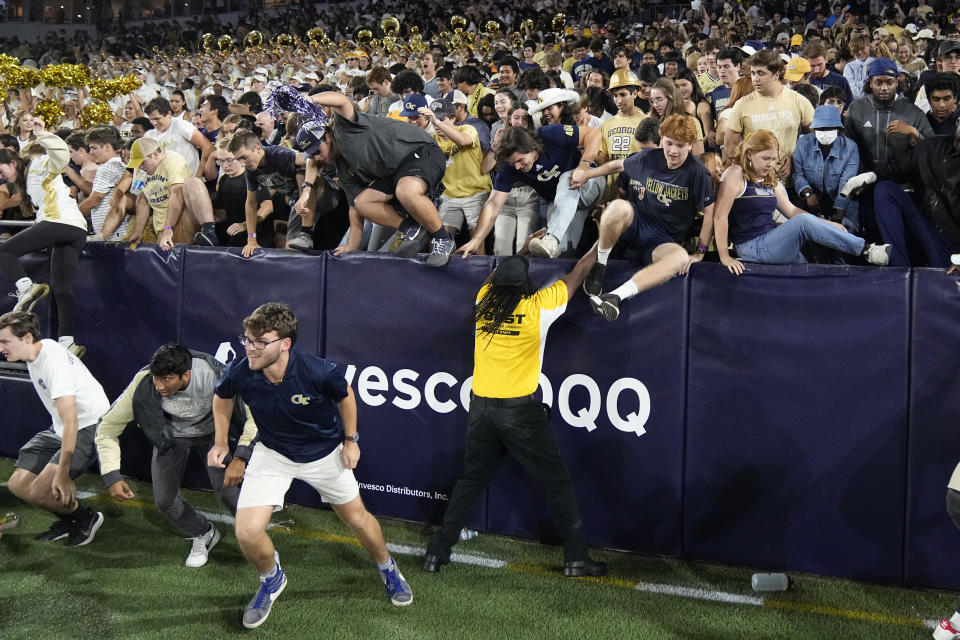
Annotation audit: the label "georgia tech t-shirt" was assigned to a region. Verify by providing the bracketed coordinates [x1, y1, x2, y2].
[493, 124, 582, 203]
[618, 148, 716, 242]
[472, 280, 567, 398]
[215, 349, 348, 463]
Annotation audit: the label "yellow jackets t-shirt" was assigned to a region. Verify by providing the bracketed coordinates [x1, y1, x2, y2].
[142, 151, 192, 232]
[435, 124, 492, 198]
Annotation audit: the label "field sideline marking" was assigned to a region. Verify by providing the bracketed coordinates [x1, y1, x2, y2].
[2, 482, 941, 630]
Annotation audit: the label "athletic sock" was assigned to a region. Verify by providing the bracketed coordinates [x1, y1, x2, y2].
[398, 218, 419, 235]
[597, 246, 611, 266]
[431, 227, 452, 240]
[376, 557, 393, 571]
[201, 222, 215, 233]
[15, 277, 33, 295]
[69, 505, 90, 523]
[610, 280, 639, 301]
[260, 562, 279, 580]
[58, 335, 75, 348]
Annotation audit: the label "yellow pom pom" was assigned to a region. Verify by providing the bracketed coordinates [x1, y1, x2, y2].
[80, 101, 114, 127]
[34, 99, 64, 128]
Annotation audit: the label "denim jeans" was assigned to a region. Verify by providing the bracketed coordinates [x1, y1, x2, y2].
[152, 434, 239, 537]
[545, 171, 605, 252]
[736, 213, 865, 264]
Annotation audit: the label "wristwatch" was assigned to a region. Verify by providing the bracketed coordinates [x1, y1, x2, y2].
[345, 432, 359, 443]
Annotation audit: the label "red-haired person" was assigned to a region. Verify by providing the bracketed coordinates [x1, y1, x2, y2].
[570, 114, 716, 321]
[713, 130, 890, 274]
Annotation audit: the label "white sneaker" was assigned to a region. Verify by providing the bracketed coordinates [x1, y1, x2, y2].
[185, 525, 220, 568]
[528, 233, 560, 258]
[11, 283, 50, 312]
[935, 619, 960, 640]
[865, 243, 891, 266]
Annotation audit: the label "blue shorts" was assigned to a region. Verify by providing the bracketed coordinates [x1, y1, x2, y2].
[617, 208, 677, 266]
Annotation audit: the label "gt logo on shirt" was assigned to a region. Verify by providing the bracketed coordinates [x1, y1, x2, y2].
[537, 165, 561, 182]
[291, 394, 310, 405]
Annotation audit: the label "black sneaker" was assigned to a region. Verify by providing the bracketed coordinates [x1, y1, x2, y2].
[194, 226, 219, 247]
[34, 517, 72, 542]
[583, 263, 606, 297]
[589, 293, 621, 322]
[64, 510, 104, 547]
[392, 224, 431, 257]
[425, 235, 456, 267]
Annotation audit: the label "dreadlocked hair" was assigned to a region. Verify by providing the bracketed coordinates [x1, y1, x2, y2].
[473, 282, 536, 347]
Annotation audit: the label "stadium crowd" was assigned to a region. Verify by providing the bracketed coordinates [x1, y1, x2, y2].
[1, 0, 960, 328]
[4, 0, 960, 632]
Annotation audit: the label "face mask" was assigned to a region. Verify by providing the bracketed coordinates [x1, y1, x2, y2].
[815, 130, 838, 145]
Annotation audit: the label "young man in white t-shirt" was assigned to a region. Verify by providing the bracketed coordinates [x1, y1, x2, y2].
[0, 311, 110, 547]
[144, 96, 213, 176]
[78, 126, 129, 241]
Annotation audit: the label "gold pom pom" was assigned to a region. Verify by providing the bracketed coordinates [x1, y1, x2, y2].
[80, 101, 114, 127]
[34, 99, 64, 128]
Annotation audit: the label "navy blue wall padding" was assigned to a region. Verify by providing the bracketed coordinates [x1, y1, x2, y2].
[904, 269, 960, 590]
[484, 260, 688, 555]
[178, 246, 326, 498]
[685, 264, 910, 584]
[324, 252, 492, 526]
[2, 245, 959, 588]
[0, 377, 49, 458]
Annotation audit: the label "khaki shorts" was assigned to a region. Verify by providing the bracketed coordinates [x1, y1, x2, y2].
[237, 443, 360, 509]
[439, 191, 489, 232]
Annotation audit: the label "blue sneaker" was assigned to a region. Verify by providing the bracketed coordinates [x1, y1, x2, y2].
[194, 226, 219, 247]
[242, 567, 287, 629]
[378, 558, 413, 607]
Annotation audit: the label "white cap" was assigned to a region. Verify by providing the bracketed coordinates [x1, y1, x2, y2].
[913, 28, 935, 40]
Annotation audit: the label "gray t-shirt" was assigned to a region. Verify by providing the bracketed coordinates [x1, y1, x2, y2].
[160, 358, 219, 438]
[333, 110, 437, 203]
[368, 93, 398, 117]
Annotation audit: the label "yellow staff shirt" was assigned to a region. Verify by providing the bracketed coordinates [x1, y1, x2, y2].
[472, 280, 568, 398]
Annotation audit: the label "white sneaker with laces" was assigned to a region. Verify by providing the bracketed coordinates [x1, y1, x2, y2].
[528, 233, 560, 258]
[185, 524, 220, 568]
[865, 243, 892, 266]
[11, 283, 50, 312]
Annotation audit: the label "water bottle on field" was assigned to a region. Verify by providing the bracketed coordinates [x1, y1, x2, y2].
[459, 528, 478, 541]
[751, 573, 790, 591]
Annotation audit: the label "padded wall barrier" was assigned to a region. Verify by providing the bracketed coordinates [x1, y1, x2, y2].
[1, 245, 957, 589]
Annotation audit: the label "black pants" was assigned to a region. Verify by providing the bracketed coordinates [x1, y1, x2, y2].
[0, 221, 86, 336]
[426, 397, 588, 563]
[152, 434, 239, 538]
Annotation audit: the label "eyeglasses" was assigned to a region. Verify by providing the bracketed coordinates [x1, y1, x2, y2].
[650, 97, 667, 104]
[239, 335, 283, 350]
[215, 157, 237, 166]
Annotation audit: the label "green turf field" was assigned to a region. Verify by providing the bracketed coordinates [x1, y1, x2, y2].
[0, 457, 954, 640]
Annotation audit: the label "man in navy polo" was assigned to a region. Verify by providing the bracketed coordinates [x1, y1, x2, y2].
[208, 302, 413, 629]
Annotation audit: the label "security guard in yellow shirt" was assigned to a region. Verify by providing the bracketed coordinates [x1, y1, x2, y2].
[422, 235, 606, 578]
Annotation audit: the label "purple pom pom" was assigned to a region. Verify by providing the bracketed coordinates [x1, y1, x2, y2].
[265, 86, 328, 124]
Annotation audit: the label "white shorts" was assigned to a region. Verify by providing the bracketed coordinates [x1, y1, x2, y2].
[237, 443, 360, 509]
